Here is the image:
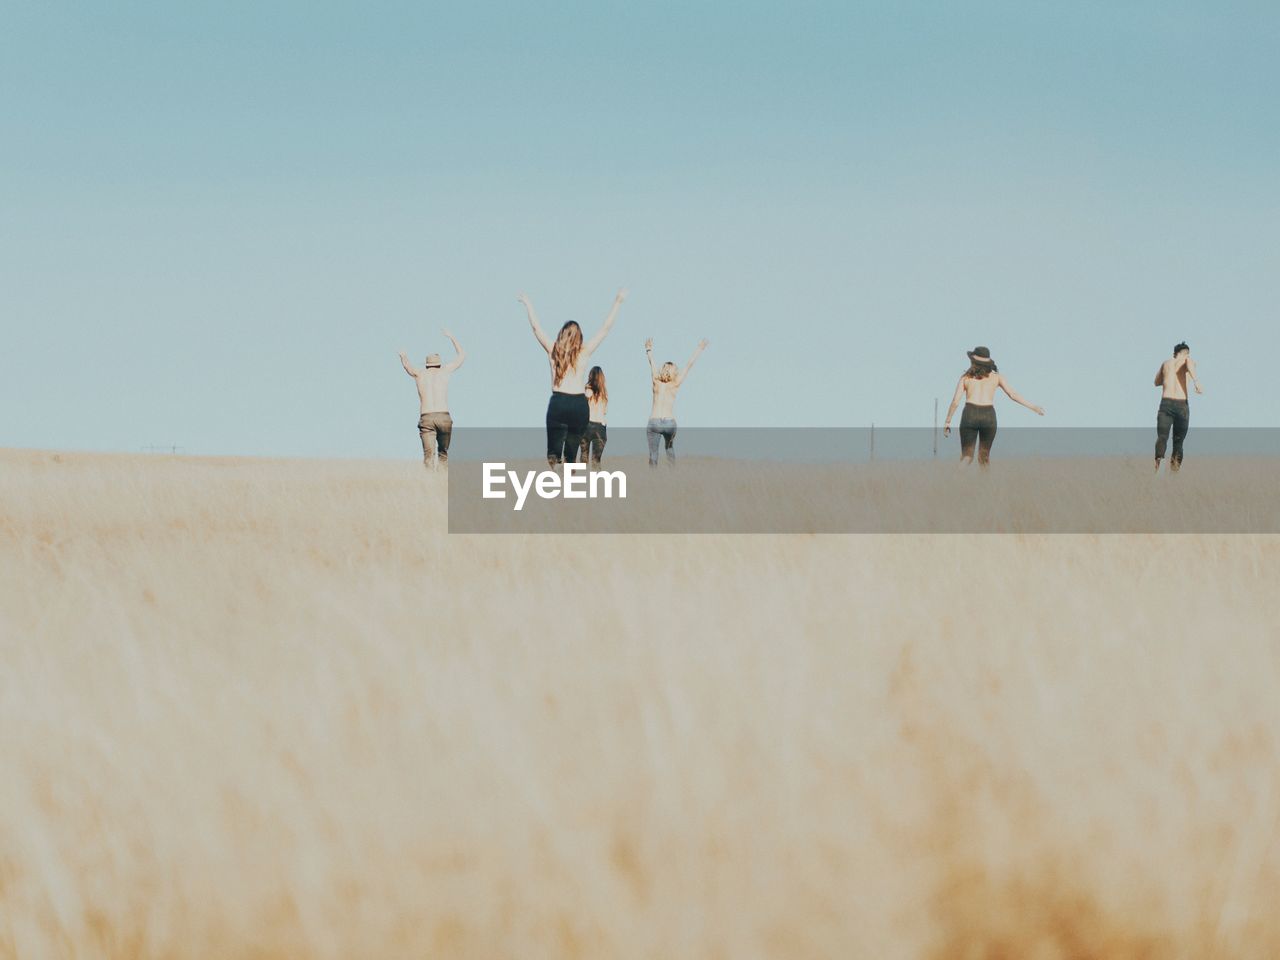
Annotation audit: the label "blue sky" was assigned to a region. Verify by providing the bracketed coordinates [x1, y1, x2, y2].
[2, 1, 1276, 457]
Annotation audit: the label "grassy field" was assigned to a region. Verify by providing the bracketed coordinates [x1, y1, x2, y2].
[3, 448, 1279, 959]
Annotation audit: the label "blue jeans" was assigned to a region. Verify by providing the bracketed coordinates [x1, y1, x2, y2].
[646, 418, 677, 466]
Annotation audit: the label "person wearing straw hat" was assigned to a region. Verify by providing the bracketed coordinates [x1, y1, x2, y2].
[399, 329, 466, 470]
[942, 346, 1044, 465]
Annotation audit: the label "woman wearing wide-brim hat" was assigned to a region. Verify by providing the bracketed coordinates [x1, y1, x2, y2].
[942, 346, 1045, 465]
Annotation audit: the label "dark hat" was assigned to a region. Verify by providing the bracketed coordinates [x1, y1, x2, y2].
[967, 346, 995, 364]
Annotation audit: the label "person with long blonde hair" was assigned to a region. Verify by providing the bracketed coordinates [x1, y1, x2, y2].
[644, 337, 709, 467]
[580, 366, 609, 466]
[518, 289, 627, 466]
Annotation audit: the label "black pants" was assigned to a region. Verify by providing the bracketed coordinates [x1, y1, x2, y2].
[1156, 398, 1190, 466]
[546, 392, 589, 465]
[959, 404, 997, 464]
[580, 421, 607, 465]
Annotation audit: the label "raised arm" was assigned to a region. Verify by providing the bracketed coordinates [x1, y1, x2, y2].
[644, 338, 657, 377]
[943, 375, 966, 436]
[518, 293, 552, 353]
[998, 374, 1045, 416]
[442, 329, 465, 372]
[583, 288, 627, 356]
[675, 339, 709, 385]
[398, 350, 420, 378]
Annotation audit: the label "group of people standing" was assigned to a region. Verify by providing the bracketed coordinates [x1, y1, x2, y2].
[399, 289, 710, 470]
[402, 300, 1204, 474]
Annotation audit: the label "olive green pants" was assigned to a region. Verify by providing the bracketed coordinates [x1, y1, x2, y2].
[418, 412, 452, 465]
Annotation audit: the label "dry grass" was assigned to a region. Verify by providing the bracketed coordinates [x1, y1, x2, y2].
[2, 448, 1279, 959]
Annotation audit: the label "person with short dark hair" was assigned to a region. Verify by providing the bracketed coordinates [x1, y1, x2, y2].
[1154, 342, 1204, 472]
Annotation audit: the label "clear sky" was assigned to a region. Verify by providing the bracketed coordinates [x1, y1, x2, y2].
[2, 1, 1276, 458]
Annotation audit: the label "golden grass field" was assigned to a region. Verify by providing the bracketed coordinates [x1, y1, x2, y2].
[3, 448, 1280, 959]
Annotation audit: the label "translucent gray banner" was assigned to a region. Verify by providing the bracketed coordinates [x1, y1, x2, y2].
[443, 428, 1280, 533]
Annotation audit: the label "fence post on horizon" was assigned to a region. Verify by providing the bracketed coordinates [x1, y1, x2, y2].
[933, 398, 938, 458]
